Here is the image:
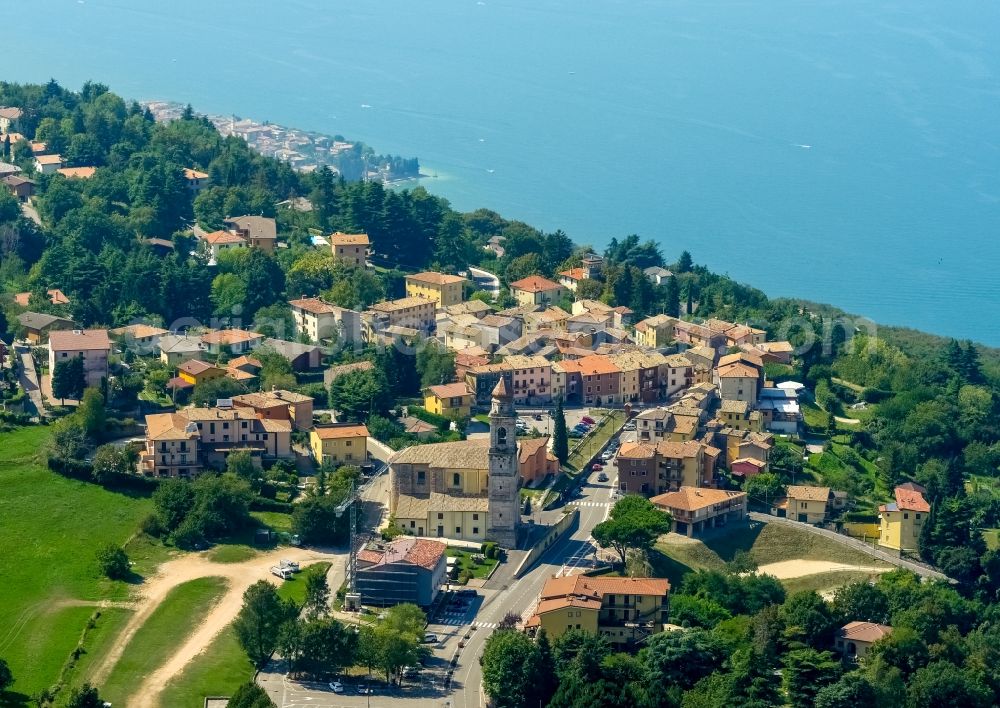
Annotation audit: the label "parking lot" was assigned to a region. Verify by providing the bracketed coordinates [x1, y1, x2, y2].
[516, 407, 595, 437]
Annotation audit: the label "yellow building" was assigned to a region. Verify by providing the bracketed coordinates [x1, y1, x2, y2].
[525, 575, 670, 647]
[310, 423, 370, 467]
[878, 483, 930, 552]
[405, 272, 467, 308]
[633, 314, 676, 349]
[177, 359, 225, 386]
[423, 382, 474, 419]
[389, 439, 492, 542]
[779, 485, 831, 524]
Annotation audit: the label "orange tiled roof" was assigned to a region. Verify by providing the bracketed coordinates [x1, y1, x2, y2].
[510, 275, 562, 293]
[312, 424, 369, 440]
[558, 267, 587, 281]
[407, 271, 466, 285]
[330, 232, 370, 246]
[425, 382, 472, 399]
[651, 487, 746, 512]
[786, 485, 831, 502]
[894, 486, 930, 512]
[839, 621, 892, 643]
[200, 329, 263, 345]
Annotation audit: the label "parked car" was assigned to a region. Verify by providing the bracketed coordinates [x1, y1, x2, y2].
[597, 472, 609, 482]
[329, 681, 344, 693]
[623, 422, 636, 431]
[279, 559, 300, 572]
[402, 665, 420, 678]
[569, 430, 584, 438]
[357, 685, 375, 695]
[533, 413, 543, 420]
[592, 463, 603, 471]
[423, 633, 439, 644]
[581, 415, 596, 425]
[270, 566, 293, 580]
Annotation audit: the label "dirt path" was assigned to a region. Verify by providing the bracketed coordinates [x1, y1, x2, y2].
[90, 546, 345, 708]
[757, 559, 888, 580]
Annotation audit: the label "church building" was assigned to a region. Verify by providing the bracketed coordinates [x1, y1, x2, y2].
[388, 379, 521, 547]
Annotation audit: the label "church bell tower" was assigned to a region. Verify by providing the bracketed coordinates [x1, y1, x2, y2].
[487, 376, 520, 548]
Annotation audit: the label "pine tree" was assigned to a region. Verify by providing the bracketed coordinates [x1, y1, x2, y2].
[962, 341, 984, 384]
[552, 398, 569, 465]
[676, 250, 693, 273]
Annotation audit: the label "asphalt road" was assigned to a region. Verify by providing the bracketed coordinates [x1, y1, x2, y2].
[261, 464, 617, 708]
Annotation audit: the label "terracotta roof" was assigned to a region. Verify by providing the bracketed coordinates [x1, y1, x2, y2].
[184, 168, 208, 180]
[227, 368, 258, 382]
[759, 341, 794, 353]
[575, 354, 621, 376]
[232, 390, 312, 407]
[518, 436, 551, 464]
[394, 492, 490, 517]
[786, 485, 831, 502]
[717, 362, 760, 379]
[312, 423, 369, 440]
[14, 288, 70, 306]
[199, 230, 246, 245]
[718, 352, 764, 369]
[357, 538, 446, 571]
[510, 275, 563, 293]
[618, 441, 658, 459]
[371, 296, 434, 312]
[200, 329, 263, 345]
[839, 622, 892, 643]
[178, 359, 220, 376]
[426, 382, 472, 399]
[558, 267, 587, 281]
[406, 271, 466, 285]
[539, 574, 669, 601]
[655, 440, 705, 459]
[145, 413, 198, 441]
[0, 107, 23, 120]
[651, 487, 746, 512]
[330, 232, 370, 246]
[731, 457, 766, 468]
[228, 355, 262, 370]
[894, 486, 930, 513]
[34, 154, 63, 165]
[56, 166, 96, 179]
[533, 596, 603, 616]
[391, 439, 490, 469]
[109, 324, 169, 339]
[48, 328, 110, 352]
[503, 354, 551, 370]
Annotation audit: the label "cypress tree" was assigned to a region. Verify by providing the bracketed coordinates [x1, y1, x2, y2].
[552, 398, 569, 465]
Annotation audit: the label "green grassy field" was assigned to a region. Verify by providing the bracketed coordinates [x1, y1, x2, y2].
[0, 426, 158, 698]
[157, 562, 332, 707]
[653, 522, 890, 589]
[782, 570, 884, 596]
[101, 577, 230, 706]
[447, 547, 498, 580]
[251, 510, 294, 533]
[206, 544, 260, 564]
[158, 625, 253, 708]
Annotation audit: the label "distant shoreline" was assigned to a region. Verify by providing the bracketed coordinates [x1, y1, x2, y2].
[141, 100, 420, 184]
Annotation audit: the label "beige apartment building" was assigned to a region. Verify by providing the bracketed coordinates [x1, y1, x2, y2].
[48, 329, 111, 389]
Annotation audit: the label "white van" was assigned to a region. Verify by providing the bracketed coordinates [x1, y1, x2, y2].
[271, 565, 294, 580]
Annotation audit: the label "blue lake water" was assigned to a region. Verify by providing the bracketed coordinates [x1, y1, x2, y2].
[7, 0, 1000, 343]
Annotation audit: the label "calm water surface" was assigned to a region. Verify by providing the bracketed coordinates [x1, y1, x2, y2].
[7, 0, 1000, 342]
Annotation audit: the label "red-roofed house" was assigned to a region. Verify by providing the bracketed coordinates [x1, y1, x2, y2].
[509, 275, 567, 306]
[878, 483, 930, 552]
[525, 575, 670, 647]
[356, 537, 447, 607]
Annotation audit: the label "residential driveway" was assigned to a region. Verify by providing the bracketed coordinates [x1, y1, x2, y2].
[20, 200, 42, 226]
[14, 345, 45, 418]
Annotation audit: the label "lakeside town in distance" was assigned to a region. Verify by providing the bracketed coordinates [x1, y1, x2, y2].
[1, 78, 999, 708]
[143, 100, 421, 183]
